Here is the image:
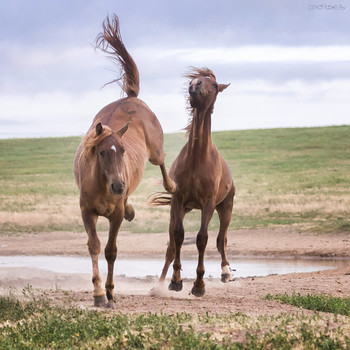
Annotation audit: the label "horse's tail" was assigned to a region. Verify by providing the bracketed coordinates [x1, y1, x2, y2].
[95, 14, 140, 97]
[147, 192, 172, 207]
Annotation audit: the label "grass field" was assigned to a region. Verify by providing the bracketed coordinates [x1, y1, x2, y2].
[0, 125, 349, 235]
[1, 125, 350, 348]
[1, 290, 350, 349]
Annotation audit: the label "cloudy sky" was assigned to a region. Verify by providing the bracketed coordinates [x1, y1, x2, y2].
[0, 0, 349, 138]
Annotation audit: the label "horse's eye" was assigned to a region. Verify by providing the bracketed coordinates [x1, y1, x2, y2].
[213, 83, 218, 90]
[121, 148, 125, 154]
[99, 151, 105, 157]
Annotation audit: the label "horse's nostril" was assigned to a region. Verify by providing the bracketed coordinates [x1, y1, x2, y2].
[111, 182, 125, 195]
[196, 80, 202, 86]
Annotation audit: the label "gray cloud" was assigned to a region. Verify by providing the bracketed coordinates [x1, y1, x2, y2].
[0, 0, 349, 137]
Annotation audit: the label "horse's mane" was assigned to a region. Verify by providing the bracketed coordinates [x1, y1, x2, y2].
[82, 123, 113, 158]
[95, 14, 140, 97]
[184, 67, 216, 135]
[184, 67, 216, 82]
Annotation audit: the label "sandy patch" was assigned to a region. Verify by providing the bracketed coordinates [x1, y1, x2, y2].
[1, 228, 350, 316]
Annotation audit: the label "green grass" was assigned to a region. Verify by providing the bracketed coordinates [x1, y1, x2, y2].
[0, 125, 349, 234]
[1, 293, 350, 349]
[265, 292, 350, 316]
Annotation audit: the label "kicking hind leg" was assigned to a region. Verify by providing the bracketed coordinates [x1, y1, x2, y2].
[159, 163, 177, 194]
[216, 185, 235, 283]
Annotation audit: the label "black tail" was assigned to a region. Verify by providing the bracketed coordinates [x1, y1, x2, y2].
[95, 14, 140, 97]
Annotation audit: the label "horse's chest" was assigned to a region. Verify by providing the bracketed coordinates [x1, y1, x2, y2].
[182, 175, 216, 200]
[95, 197, 118, 217]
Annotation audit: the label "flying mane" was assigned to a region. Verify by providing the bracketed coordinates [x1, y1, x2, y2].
[184, 66, 216, 81]
[184, 67, 216, 135]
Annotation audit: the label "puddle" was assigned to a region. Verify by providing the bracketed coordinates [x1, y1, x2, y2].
[0, 255, 348, 279]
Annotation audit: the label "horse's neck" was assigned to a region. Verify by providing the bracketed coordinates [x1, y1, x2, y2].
[188, 108, 213, 157]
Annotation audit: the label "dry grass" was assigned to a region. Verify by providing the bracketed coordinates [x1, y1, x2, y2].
[0, 126, 349, 234]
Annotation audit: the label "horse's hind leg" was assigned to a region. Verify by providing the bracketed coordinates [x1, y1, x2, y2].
[216, 185, 235, 283]
[82, 210, 106, 306]
[159, 163, 177, 194]
[144, 125, 176, 194]
[104, 211, 123, 309]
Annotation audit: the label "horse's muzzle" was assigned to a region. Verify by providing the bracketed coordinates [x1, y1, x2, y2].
[111, 181, 125, 195]
[189, 80, 202, 97]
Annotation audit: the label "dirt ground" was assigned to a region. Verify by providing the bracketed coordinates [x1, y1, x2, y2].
[1, 228, 350, 315]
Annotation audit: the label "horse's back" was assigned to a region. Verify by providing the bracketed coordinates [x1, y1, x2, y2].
[92, 97, 165, 165]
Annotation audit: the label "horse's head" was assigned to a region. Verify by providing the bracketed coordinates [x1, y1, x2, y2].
[95, 122, 129, 196]
[187, 68, 229, 110]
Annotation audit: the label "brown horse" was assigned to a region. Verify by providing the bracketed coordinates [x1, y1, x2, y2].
[150, 67, 235, 297]
[74, 14, 176, 308]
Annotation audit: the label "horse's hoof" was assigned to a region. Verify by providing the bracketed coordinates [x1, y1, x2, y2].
[168, 280, 183, 292]
[221, 265, 234, 283]
[94, 295, 107, 307]
[106, 300, 116, 309]
[169, 183, 178, 194]
[191, 286, 205, 297]
[124, 208, 135, 222]
[221, 273, 234, 283]
[106, 290, 114, 301]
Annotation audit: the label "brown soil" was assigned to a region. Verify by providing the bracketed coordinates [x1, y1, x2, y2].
[1, 229, 350, 316]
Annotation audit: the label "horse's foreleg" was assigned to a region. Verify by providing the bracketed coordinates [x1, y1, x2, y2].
[159, 233, 174, 282]
[82, 210, 106, 306]
[216, 186, 235, 283]
[159, 163, 177, 194]
[168, 201, 185, 291]
[104, 210, 123, 309]
[192, 204, 215, 297]
[159, 205, 178, 282]
[124, 200, 135, 222]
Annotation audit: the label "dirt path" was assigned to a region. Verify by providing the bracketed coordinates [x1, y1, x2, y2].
[1, 229, 350, 315]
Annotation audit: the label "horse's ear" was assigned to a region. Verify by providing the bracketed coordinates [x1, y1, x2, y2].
[117, 121, 130, 137]
[218, 83, 230, 92]
[96, 122, 103, 135]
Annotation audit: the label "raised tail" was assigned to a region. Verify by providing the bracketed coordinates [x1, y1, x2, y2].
[147, 192, 172, 207]
[95, 14, 140, 97]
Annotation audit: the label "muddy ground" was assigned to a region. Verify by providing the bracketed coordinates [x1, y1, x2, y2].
[1, 229, 350, 315]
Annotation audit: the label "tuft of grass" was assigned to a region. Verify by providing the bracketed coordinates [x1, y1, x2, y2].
[265, 292, 350, 316]
[1, 294, 350, 349]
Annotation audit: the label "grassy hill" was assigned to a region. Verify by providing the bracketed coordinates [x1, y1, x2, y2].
[0, 125, 349, 234]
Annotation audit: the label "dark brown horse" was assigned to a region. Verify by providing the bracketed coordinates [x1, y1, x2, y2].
[150, 67, 235, 297]
[74, 14, 176, 308]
